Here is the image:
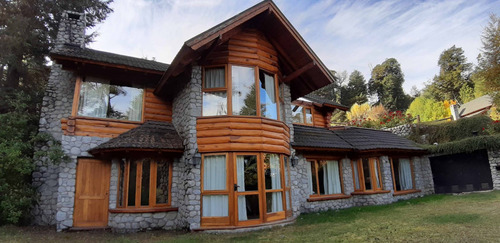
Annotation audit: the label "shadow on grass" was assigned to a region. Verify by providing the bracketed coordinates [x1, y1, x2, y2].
[295, 194, 448, 226]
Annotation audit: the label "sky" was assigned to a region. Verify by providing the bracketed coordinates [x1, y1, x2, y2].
[88, 0, 500, 94]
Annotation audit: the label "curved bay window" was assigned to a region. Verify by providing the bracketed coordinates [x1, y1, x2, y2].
[202, 65, 281, 120]
[117, 158, 172, 210]
[201, 152, 292, 227]
[352, 158, 384, 193]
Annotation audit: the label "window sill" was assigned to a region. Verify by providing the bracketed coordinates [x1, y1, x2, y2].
[109, 207, 178, 214]
[351, 190, 391, 195]
[393, 189, 421, 196]
[307, 194, 351, 202]
[73, 116, 143, 124]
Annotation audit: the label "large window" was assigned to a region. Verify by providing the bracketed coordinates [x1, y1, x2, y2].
[352, 158, 384, 192]
[291, 104, 313, 125]
[391, 158, 415, 192]
[202, 65, 279, 120]
[77, 77, 144, 121]
[117, 158, 172, 209]
[307, 160, 343, 197]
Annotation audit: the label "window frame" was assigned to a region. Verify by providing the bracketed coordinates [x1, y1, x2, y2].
[352, 157, 384, 193]
[116, 158, 173, 210]
[201, 64, 281, 120]
[390, 157, 417, 192]
[72, 76, 146, 123]
[291, 103, 314, 126]
[307, 158, 347, 200]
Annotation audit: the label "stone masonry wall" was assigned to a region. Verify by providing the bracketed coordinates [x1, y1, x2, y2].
[382, 124, 413, 137]
[171, 66, 203, 230]
[487, 150, 500, 190]
[56, 135, 110, 231]
[290, 153, 434, 215]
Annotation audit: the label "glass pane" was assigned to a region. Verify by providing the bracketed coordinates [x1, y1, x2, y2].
[362, 158, 372, 190]
[266, 192, 283, 213]
[118, 159, 125, 207]
[291, 105, 304, 123]
[238, 195, 260, 221]
[232, 66, 256, 116]
[203, 155, 226, 191]
[373, 159, 381, 189]
[353, 161, 360, 190]
[320, 160, 342, 195]
[141, 159, 150, 206]
[204, 67, 225, 89]
[156, 160, 170, 204]
[203, 91, 227, 116]
[311, 162, 318, 194]
[78, 80, 110, 118]
[202, 195, 228, 217]
[78, 78, 144, 121]
[305, 108, 313, 124]
[127, 161, 137, 207]
[236, 155, 258, 192]
[284, 156, 290, 188]
[259, 70, 277, 119]
[393, 159, 401, 191]
[398, 158, 413, 190]
[264, 154, 282, 190]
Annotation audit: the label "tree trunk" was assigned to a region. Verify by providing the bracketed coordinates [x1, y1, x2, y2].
[5, 64, 20, 89]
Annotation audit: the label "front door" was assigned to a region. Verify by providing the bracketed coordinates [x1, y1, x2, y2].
[234, 154, 262, 226]
[73, 158, 111, 228]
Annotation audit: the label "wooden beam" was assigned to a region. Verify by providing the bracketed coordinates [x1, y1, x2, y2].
[282, 61, 316, 83]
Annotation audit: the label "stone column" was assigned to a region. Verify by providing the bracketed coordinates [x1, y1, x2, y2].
[341, 158, 354, 194]
[379, 156, 394, 192]
[487, 150, 500, 190]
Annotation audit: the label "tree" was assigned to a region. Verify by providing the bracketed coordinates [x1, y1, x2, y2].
[0, 0, 113, 225]
[343, 70, 368, 107]
[427, 46, 472, 102]
[406, 97, 454, 122]
[477, 14, 500, 105]
[311, 70, 346, 103]
[368, 58, 410, 111]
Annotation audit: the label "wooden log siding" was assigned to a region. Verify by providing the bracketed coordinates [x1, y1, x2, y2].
[196, 116, 291, 155]
[313, 107, 328, 128]
[61, 88, 172, 138]
[202, 29, 279, 73]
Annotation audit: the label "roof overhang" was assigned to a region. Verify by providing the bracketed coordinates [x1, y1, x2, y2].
[154, 0, 335, 100]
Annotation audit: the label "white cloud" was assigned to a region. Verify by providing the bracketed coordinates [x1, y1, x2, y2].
[89, 0, 500, 93]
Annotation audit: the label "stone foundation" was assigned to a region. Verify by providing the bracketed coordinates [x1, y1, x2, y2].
[488, 150, 500, 190]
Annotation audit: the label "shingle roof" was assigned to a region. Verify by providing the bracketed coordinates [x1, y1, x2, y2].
[89, 121, 183, 154]
[51, 44, 169, 72]
[293, 125, 424, 152]
[293, 125, 353, 149]
[302, 94, 349, 110]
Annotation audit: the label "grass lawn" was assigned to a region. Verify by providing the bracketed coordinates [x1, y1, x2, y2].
[2, 191, 500, 242]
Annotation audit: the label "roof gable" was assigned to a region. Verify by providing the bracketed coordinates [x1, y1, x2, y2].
[154, 0, 334, 100]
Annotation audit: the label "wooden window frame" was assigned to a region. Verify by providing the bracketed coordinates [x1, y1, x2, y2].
[351, 158, 386, 193]
[390, 157, 419, 195]
[291, 104, 314, 126]
[307, 159, 346, 200]
[262, 153, 287, 222]
[201, 64, 281, 121]
[116, 158, 173, 211]
[71, 76, 146, 123]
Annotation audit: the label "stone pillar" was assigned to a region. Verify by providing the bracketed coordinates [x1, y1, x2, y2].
[379, 156, 394, 192]
[341, 158, 354, 194]
[487, 150, 500, 190]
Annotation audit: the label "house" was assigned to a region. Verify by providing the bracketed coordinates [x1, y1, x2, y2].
[450, 95, 494, 120]
[33, 1, 434, 232]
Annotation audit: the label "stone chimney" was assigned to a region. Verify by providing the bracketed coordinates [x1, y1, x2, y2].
[55, 11, 86, 49]
[450, 104, 461, 121]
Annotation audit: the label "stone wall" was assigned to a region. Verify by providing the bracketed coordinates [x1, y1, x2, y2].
[382, 124, 413, 137]
[487, 150, 500, 190]
[55, 11, 86, 48]
[171, 66, 203, 230]
[289, 153, 434, 215]
[56, 135, 110, 231]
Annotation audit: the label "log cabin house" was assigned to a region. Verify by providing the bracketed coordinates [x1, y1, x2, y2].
[33, 0, 434, 232]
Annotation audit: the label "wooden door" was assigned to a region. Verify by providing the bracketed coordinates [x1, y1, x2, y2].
[234, 153, 263, 226]
[73, 158, 111, 227]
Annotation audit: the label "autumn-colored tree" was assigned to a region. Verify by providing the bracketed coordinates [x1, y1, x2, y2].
[346, 103, 371, 121]
[406, 97, 455, 122]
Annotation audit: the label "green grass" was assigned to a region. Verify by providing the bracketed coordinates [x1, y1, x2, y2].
[2, 191, 500, 242]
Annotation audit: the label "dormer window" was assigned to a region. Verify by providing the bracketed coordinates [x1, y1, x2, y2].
[202, 65, 280, 120]
[291, 105, 313, 125]
[77, 77, 144, 121]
